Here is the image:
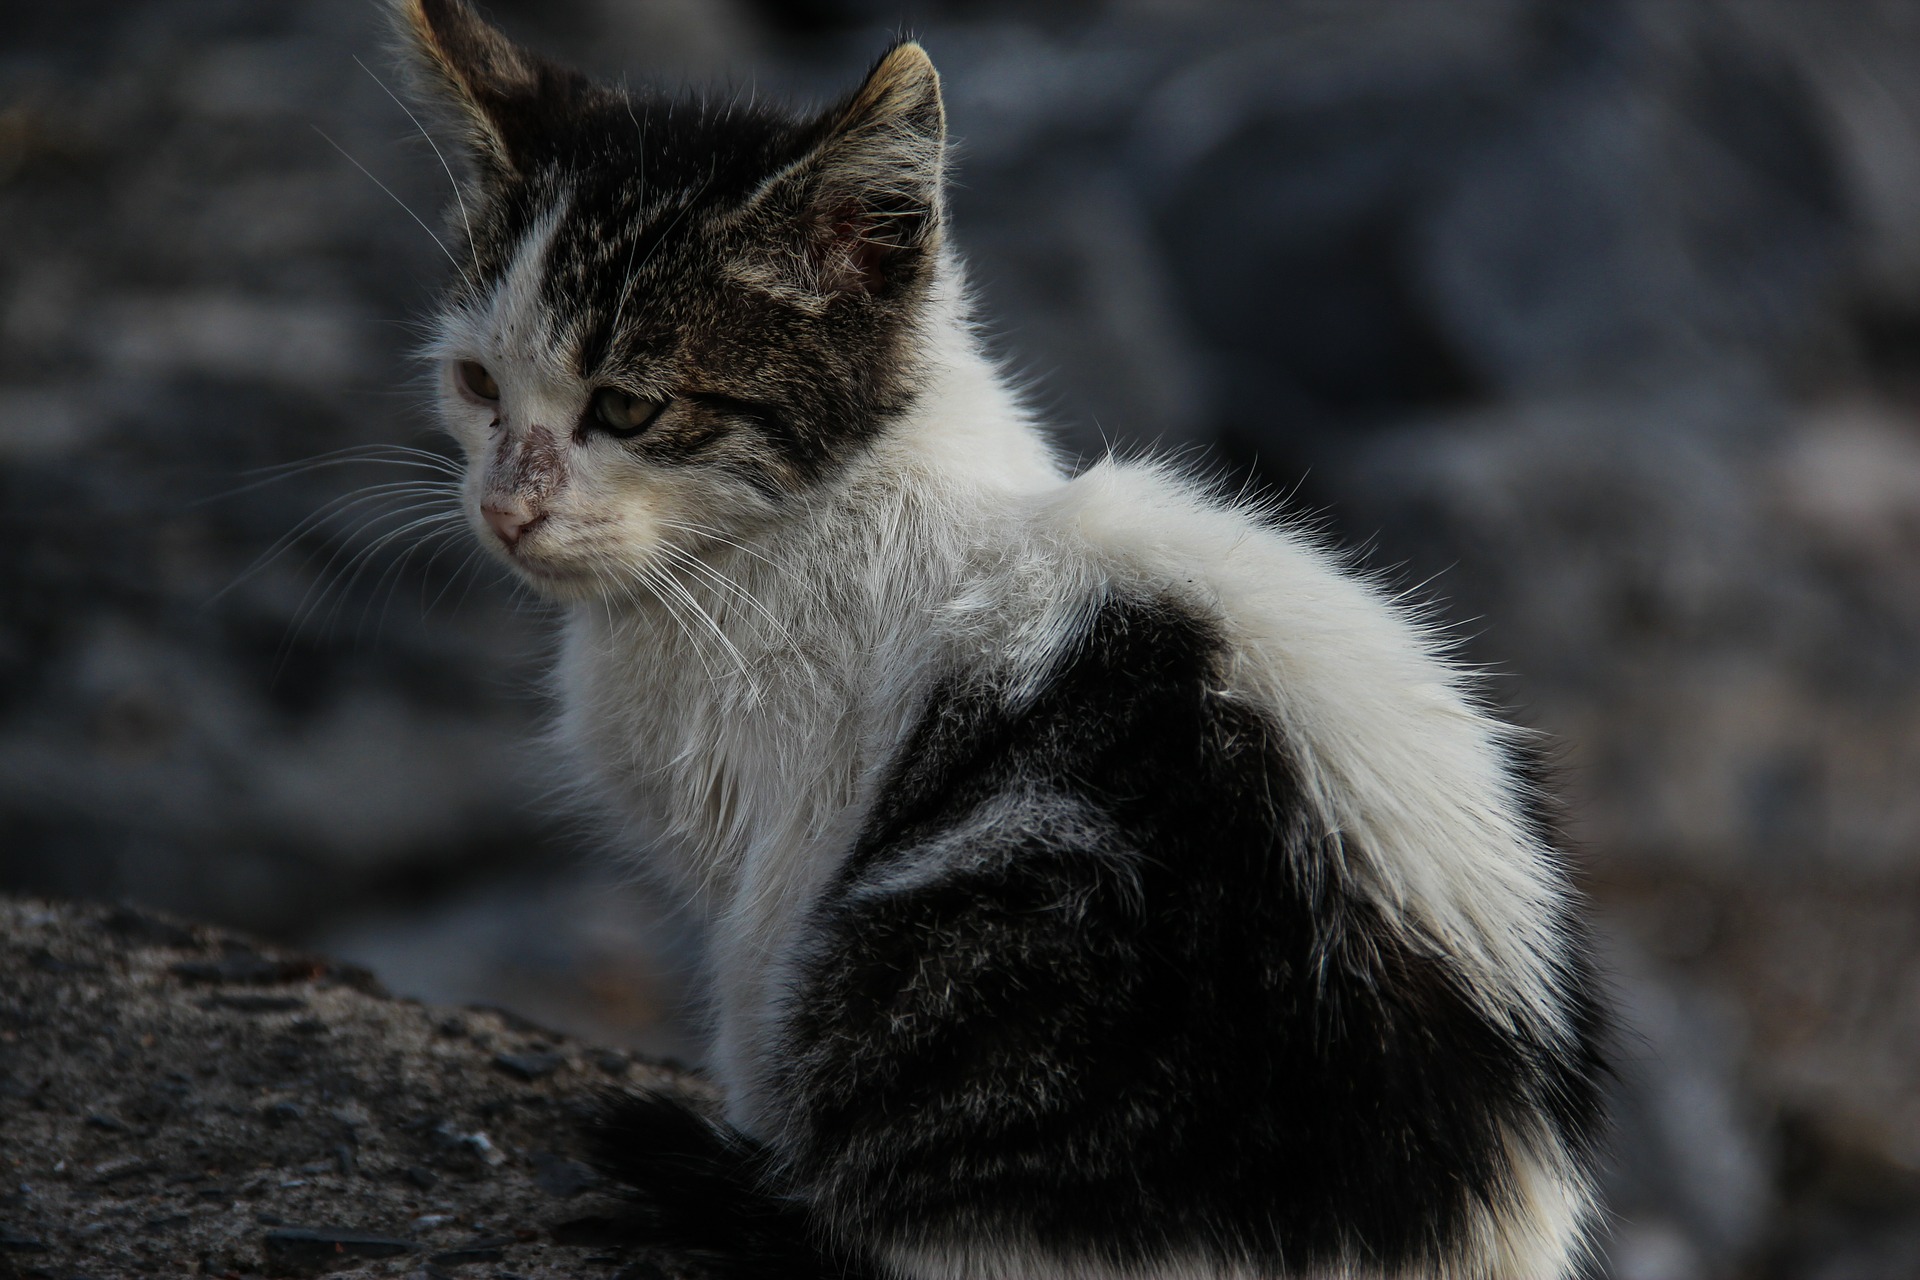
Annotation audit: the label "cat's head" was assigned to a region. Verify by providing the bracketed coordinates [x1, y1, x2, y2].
[397, 0, 947, 598]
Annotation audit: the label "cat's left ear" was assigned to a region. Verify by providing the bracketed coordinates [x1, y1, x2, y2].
[394, 0, 586, 184]
[758, 41, 947, 297]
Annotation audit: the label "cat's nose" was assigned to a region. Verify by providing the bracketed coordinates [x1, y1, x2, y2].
[482, 499, 544, 547]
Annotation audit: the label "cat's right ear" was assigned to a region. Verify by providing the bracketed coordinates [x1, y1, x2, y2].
[393, 0, 582, 183]
[738, 41, 947, 299]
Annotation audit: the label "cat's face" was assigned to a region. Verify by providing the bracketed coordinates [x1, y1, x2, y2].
[401, 0, 945, 600]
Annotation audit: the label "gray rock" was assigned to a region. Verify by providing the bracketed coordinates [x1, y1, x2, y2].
[0, 895, 705, 1278]
[1419, 1, 1848, 394]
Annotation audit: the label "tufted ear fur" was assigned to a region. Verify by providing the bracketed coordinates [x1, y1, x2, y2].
[394, 0, 589, 183]
[756, 41, 948, 297]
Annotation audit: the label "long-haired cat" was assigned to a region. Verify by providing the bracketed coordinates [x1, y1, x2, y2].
[395, 2, 1607, 1276]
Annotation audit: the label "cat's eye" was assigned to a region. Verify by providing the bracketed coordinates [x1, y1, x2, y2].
[456, 361, 499, 402]
[587, 387, 665, 439]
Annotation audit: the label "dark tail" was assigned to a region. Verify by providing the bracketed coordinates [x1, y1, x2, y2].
[586, 1088, 873, 1280]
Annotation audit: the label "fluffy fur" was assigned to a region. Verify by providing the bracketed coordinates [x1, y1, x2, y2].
[395, 3, 1608, 1277]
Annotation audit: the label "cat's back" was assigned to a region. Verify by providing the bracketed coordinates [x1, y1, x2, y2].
[978, 457, 1577, 1012]
[762, 457, 1605, 1279]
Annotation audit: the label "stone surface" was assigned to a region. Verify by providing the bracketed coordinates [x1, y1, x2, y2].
[0, 897, 700, 1278]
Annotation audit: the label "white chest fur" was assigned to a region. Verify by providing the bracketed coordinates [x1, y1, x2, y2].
[550, 492, 959, 1117]
[548, 346, 1068, 1114]
[552, 332, 1064, 918]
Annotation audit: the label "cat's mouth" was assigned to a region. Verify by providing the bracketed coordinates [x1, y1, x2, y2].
[480, 511, 570, 579]
[489, 536, 590, 588]
[510, 556, 589, 586]
[477, 509, 618, 596]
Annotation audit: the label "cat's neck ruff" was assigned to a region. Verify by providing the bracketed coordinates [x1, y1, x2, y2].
[553, 288, 1054, 918]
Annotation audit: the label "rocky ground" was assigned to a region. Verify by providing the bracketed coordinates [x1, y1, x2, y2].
[8, 1, 1920, 1277]
[0, 896, 698, 1278]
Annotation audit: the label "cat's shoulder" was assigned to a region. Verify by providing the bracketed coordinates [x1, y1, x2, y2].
[1022, 457, 1472, 715]
[981, 456, 1571, 1021]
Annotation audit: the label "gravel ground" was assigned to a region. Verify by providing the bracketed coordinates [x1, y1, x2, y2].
[0, 896, 700, 1278]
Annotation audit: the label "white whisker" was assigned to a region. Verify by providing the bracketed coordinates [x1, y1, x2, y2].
[367, 514, 468, 636]
[313, 124, 473, 288]
[354, 54, 477, 264]
[654, 516, 830, 610]
[202, 449, 459, 506]
[654, 542, 792, 644]
[605, 93, 650, 347]
[281, 495, 462, 641]
[212, 481, 462, 605]
[633, 559, 742, 693]
[441, 544, 492, 618]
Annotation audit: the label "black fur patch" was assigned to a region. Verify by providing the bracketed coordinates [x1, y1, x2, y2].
[756, 595, 1608, 1274]
[589, 1088, 872, 1280]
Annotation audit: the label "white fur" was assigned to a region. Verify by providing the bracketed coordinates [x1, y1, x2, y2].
[432, 217, 1594, 1277]
[882, 1238, 1559, 1280]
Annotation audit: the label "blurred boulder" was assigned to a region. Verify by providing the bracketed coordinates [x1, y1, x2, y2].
[0, 895, 695, 1276]
[1421, 1, 1848, 396]
[0, 0, 556, 934]
[1601, 925, 1773, 1280]
[1333, 387, 1920, 876]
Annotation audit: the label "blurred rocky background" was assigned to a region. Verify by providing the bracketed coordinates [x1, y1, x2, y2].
[4, 0, 1920, 1275]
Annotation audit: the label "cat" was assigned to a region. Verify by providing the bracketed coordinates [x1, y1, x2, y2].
[395, 1, 1608, 1277]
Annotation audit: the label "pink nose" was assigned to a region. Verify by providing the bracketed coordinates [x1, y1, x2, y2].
[482, 499, 543, 547]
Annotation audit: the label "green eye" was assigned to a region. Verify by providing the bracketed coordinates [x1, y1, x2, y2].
[589, 387, 664, 438]
[456, 361, 499, 402]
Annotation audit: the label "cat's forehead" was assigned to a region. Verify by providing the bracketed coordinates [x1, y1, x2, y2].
[578, 91, 810, 192]
[429, 195, 572, 390]
[466, 92, 812, 377]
